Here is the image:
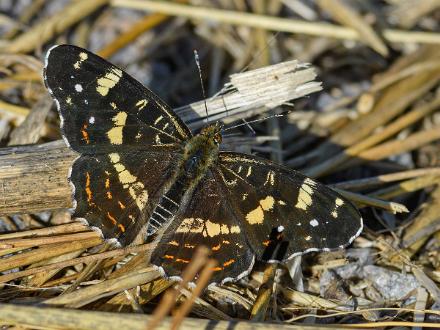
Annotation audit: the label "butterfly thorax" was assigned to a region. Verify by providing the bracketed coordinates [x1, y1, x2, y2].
[180, 123, 221, 182]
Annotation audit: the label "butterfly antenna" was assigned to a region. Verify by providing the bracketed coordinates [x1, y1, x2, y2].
[194, 50, 209, 123]
[241, 118, 256, 135]
[222, 112, 287, 132]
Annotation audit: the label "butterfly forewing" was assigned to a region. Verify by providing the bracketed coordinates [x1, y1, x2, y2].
[217, 152, 363, 262]
[150, 170, 255, 284]
[44, 45, 191, 154]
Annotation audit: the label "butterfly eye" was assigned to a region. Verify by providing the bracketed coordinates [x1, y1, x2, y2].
[214, 133, 222, 145]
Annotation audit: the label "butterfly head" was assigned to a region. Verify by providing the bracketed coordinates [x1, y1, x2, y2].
[200, 122, 223, 146]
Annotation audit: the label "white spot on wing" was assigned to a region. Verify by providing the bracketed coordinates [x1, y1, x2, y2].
[75, 84, 83, 92]
[309, 219, 319, 227]
[89, 116, 95, 124]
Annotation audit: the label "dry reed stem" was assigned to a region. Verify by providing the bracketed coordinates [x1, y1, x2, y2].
[97, 14, 171, 59]
[250, 263, 277, 321]
[391, 0, 440, 29]
[0, 231, 100, 249]
[341, 321, 439, 328]
[369, 175, 440, 200]
[0, 237, 102, 273]
[281, 288, 354, 311]
[307, 94, 440, 177]
[316, 0, 388, 56]
[0, 303, 338, 330]
[27, 249, 86, 287]
[296, 46, 440, 168]
[147, 246, 210, 330]
[97, 0, 189, 58]
[0, 221, 88, 240]
[112, 0, 440, 45]
[357, 125, 440, 161]
[331, 167, 440, 190]
[0, 242, 153, 283]
[334, 189, 408, 214]
[61, 243, 111, 295]
[102, 278, 174, 308]
[44, 268, 160, 308]
[4, 0, 109, 53]
[402, 185, 440, 251]
[0, 99, 29, 116]
[8, 95, 53, 146]
[170, 259, 218, 330]
[178, 287, 232, 320]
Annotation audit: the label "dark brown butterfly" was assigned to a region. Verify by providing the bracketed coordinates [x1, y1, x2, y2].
[44, 45, 363, 284]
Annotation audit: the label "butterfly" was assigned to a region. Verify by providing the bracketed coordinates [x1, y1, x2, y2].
[44, 45, 363, 285]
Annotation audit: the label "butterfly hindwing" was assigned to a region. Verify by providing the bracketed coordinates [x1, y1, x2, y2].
[217, 152, 363, 262]
[44, 45, 191, 154]
[71, 150, 182, 246]
[150, 170, 255, 284]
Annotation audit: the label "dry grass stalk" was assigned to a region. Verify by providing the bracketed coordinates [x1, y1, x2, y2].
[113, 0, 440, 45]
[170, 258, 218, 329]
[0, 302, 345, 330]
[3, 0, 109, 54]
[331, 167, 440, 190]
[147, 246, 211, 330]
[250, 263, 277, 321]
[316, 0, 388, 56]
[0, 242, 153, 283]
[306, 92, 440, 177]
[44, 267, 160, 308]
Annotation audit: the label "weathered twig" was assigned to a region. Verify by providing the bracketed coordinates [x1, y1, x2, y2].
[0, 303, 336, 330]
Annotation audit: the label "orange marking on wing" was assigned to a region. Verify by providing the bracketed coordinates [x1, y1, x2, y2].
[85, 172, 93, 204]
[118, 201, 126, 209]
[168, 241, 179, 246]
[222, 240, 230, 245]
[176, 258, 190, 264]
[212, 267, 222, 272]
[106, 212, 117, 225]
[262, 240, 270, 247]
[107, 191, 112, 199]
[212, 244, 221, 251]
[81, 123, 90, 144]
[105, 178, 110, 189]
[118, 224, 125, 232]
[164, 255, 174, 259]
[223, 259, 235, 267]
